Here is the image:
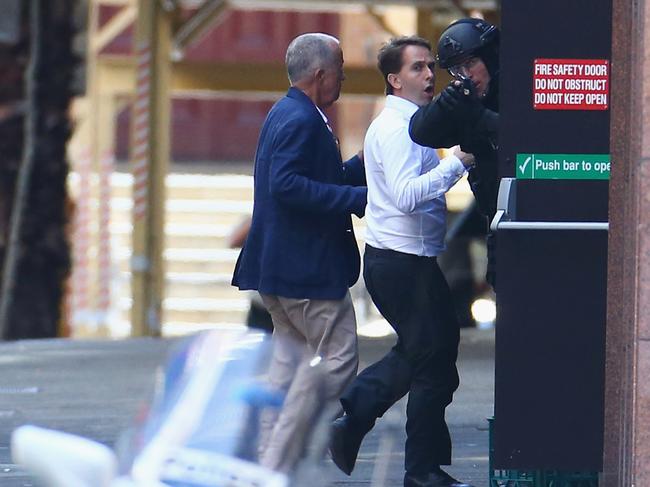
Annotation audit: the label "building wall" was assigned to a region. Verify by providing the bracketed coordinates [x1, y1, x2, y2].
[605, 0, 650, 484]
[104, 7, 340, 163]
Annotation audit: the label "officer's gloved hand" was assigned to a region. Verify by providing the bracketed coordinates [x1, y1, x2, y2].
[442, 79, 485, 122]
[459, 77, 477, 98]
[437, 82, 465, 112]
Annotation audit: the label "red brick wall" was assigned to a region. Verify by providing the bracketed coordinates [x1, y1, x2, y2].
[103, 7, 339, 163]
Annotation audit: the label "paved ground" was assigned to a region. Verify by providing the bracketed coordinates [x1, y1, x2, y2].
[0, 327, 495, 487]
[327, 328, 495, 487]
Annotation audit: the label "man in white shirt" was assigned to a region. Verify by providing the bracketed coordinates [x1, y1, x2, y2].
[329, 37, 475, 487]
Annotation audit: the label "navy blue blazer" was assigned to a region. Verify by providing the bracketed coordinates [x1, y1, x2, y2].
[232, 87, 367, 300]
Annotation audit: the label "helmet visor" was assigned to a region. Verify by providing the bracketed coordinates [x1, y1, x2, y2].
[448, 56, 481, 79]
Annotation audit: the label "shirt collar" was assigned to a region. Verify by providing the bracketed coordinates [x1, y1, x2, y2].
[315, 105, 329, 126]
[384, 94, 420, 119]
[287, 87, 329, 125]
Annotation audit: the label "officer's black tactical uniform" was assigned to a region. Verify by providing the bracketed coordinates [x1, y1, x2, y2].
[409, 18, 500, 288]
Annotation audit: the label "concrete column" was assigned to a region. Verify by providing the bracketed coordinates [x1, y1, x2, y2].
[604, 0, 650, 484]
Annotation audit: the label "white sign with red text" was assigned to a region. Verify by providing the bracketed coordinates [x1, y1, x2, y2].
[533, 59, 609, 110]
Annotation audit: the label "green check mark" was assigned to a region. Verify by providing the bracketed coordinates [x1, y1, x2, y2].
[519, 156, 532, 175]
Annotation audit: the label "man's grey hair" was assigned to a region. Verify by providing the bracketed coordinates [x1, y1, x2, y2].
[286, 33, 340, 84]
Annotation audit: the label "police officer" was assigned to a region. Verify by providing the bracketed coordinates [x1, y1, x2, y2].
[409, 18, 500, 287]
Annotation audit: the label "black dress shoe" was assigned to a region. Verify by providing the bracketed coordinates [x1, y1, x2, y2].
[329, 415, 369, 475]
[404, 468, 475, 487]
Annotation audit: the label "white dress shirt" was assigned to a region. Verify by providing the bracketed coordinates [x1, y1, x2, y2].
[364, 95, 466, 257]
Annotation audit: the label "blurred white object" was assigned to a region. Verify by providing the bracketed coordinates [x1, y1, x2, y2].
[12, 425, 117, 487]
[357, 318, 396, 338]
[471, 297, 497, 329]
[9, 330, 298, 487]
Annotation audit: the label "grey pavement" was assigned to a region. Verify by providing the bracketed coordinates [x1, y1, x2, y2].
[326, 328, 495, 487]
[0, 327, 495, 487]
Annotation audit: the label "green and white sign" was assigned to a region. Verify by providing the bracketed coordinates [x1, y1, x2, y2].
[516, 153, 610, 180]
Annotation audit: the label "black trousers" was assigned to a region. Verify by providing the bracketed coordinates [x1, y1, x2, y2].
[341, 245, 460, 475]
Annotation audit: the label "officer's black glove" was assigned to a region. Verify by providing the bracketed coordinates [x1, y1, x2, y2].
[460, 77, 477, 98]
[439, 80, 486, 125]
[437, 83, 464, 112]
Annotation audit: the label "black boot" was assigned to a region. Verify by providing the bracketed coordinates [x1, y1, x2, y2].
[328, 415, 371, 475]
[404, 467, 475, 487]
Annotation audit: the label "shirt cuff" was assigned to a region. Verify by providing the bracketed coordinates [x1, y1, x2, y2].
[440, 154, 468, 175]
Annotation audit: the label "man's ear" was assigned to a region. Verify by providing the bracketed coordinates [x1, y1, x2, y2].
[387, 73, 401, 91]
[315, 68, 326, 81]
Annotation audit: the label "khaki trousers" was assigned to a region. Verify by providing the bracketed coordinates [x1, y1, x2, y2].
[258, 291, 359, 472]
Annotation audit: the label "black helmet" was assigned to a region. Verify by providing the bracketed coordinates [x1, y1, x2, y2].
[436, 18, 499, 69]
